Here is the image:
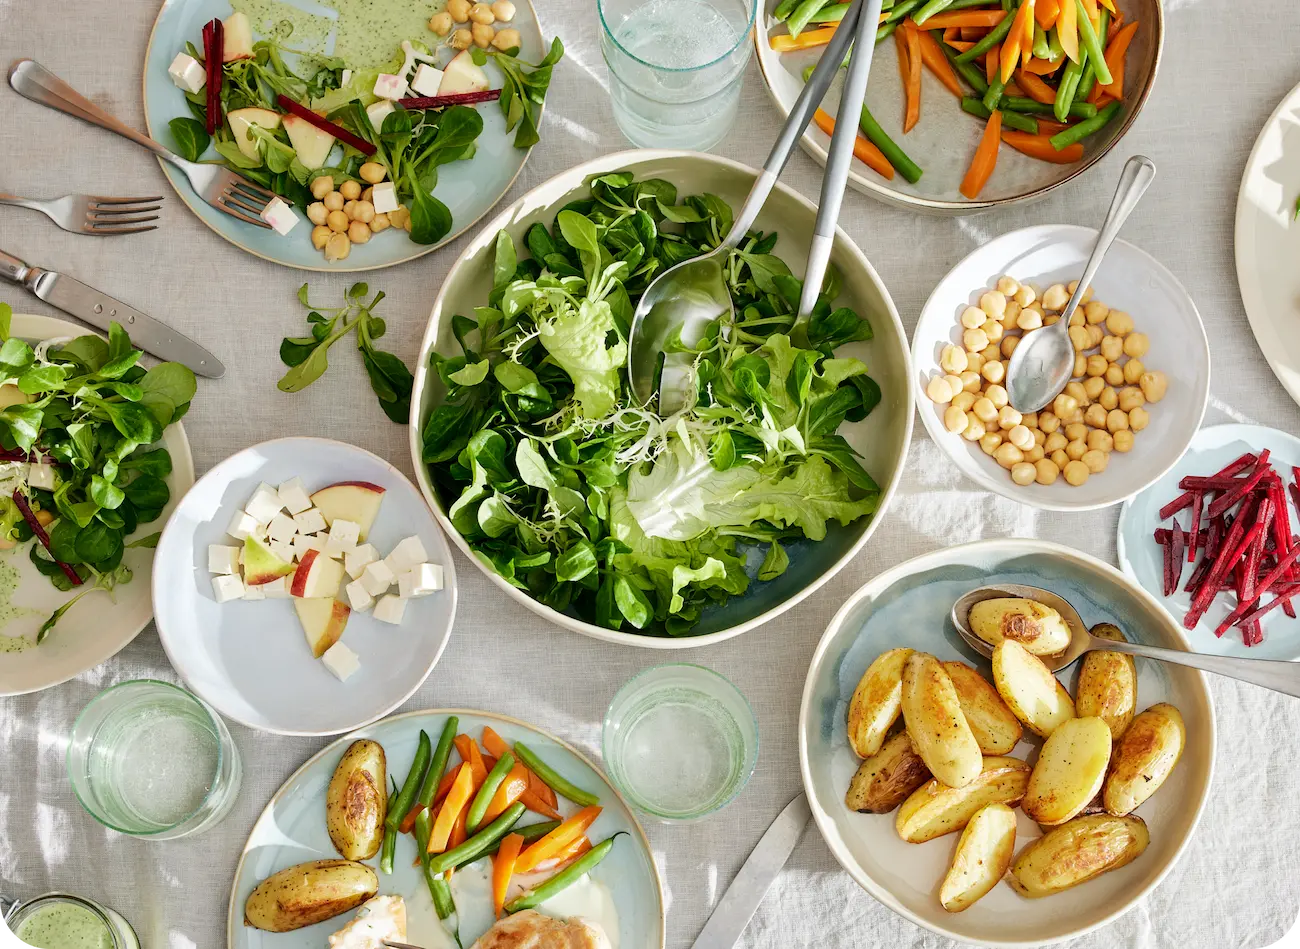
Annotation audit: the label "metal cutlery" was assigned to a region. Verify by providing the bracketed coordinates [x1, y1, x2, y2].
[8, 59, 275, 228]
[0, 191, 162, 236]
[0, 247, 225, 378]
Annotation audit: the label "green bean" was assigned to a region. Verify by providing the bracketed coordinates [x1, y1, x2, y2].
[1046, 25, 1063, 60]
[504, 835, 623, 914]
[514, 742, 600, 807]
[947, 0, 1003, 9]
[428, 871, 456, 920]
[1073, 0, 1112, 84]
[1075, 6, 1108, 101]
[1002, 95, 1096, 119]
[466, 752, 514, 833]
[876, 20, 899, 42]
[787, 0, 832, 37]
[859, 105, 923, 183]
[809, 2, 850, 22]
[413, 719, 459, 918]
[420, 718, 459, 809]
[1049, 99, 1120, 149]
[883, 0, 922, 23]
[955, 8, 1017, 64]
[982, 72, 1008, 113]
[939, 38, 988, 93]
[427, 802, 527, 875]
[912, 0, 956, 27]
[514, 819, 562, 843]
[1052, 56, 1085, 122]
[1032, 23, 1051, 59]
[384, 731, 431, 837]
[960, 97, 1039, 134]
[773, 0, 800, 21]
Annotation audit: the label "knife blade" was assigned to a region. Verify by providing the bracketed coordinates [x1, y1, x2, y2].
[0, 248, 224, 377]
[691, 793, 812, 949]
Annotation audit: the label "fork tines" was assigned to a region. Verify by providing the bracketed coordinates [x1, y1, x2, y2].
[82, 195, 164, 235]
[216, 178, 277, 228]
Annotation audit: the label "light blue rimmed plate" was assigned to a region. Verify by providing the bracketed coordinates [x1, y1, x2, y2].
[226, 708, 665, 949]
[141, 0, 545, 271]
[1118, 422, 1300, 660]
[799, 539, 1215, 946]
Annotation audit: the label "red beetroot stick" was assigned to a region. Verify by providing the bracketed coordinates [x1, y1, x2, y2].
[276, 95, 376, 156]
[1189, 493, 1203, 562]
[1186, 514, 1264, 627]
[203, 18, 224, 134]
[1237, 498, 1274, 643]
[13, 490, 80, 586]
[1154, 527, 1208, 546]
[1237, 580, 1300, 627]
[1162, 528, 1175, 595]
[1215, 534, 1300, 630]
[1170, 523, 1185, 592]
[398, 89, 502, 109]
[1160, 490, 1195, 520]
[1207, 451, 1271, 518]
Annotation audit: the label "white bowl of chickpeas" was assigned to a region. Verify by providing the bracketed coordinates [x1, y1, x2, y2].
[913, 224, 1210, 510]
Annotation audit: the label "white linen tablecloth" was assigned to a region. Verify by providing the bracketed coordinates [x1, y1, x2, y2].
[3, 0, 1300, 946]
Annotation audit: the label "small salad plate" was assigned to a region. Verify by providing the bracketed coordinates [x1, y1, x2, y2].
[1118, 423, 1300, 659]
[228, 708, 665, 949]
[0, 313, 195, 697]
[153, 436, 457, 735]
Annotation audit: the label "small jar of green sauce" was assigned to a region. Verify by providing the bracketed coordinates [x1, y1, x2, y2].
[3, 893, 139, 949]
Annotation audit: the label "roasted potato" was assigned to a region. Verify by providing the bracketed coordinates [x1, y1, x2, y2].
[896, 756, 1031, 843]
[991, 640, 1076, 738]
[1022, 716, 1112, 826]
[939, 802, 1018, 912]
[1008, 814, 1149, 898]
[901, 653, 983, 788]
[847, 648, 913, 758]
[968, 597, 1071, 655]
[943, 661, 1023, 755]
[244, 859, 378, 931]
[1076, 623, 1137, 744]
[326, 739, 388, 861]
[845, 731, 931, 813]
[1104, 703, 1185, 816]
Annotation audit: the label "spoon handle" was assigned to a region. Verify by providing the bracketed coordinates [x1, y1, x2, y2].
[1101, 638, 1300, 699]
[719, 0, 867, 252]
[1057, 154, 1157, 325]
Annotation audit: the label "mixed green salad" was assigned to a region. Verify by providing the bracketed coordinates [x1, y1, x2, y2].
[0, 304, 194, 641]
[422, 172, 883, 636]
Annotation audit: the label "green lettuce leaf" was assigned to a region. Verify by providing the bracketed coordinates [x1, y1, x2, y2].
[702, 455, 878, 541]
[537, 298, 626, 419]
[626, 435, 759, 541]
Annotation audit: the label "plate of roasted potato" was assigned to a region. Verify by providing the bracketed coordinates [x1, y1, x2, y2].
[799, 539, 1214, 945]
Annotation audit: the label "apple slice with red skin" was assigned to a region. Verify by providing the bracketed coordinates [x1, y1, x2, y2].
[294, 597, 350, 658]
[243, 536, 295, 585]
[222, 11, 254, 62]
[310, 482, 385, 542]
[290, 549, 346, 599]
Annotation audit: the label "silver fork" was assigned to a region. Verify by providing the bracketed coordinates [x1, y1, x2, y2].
[8, 59, 275, 228]
[0, 191, 162, 235]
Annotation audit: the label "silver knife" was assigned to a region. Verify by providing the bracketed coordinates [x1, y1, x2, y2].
[0, 248, 224, 377]
[691, 793, 813, 949]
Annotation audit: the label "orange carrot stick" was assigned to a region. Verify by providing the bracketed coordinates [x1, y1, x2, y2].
[1016, 69, 1058, 104]
[985, 46, 999, 85]
[519, 787, 563, 820]
[958, 26, 986, 40]
[481, 727, 510, 759]
[527, 769, 558, 808]
[770, 25, 837, 52]
[1000, 129, 1084, 163]
[1058, 0, 1079, 62]
[1097, 0, 1115, 12]
[812, 109, 896, 179]
[493, 833, 523, 918]
[482, 763, 531, 825]
[1096, 21, 1138, 99]
[946, 38, 977, 51]
[903, 22, 922, 132]
[428, 763, 474, 853]
[1079, 0, 1100, 26]
[399, 803, 426, 835]
[922, 10, 1007, 29]
[1000, 0, 1033, 83]
[943, 25, 958, 44]
[448, 804, 469, 849]
[1035, 0, 1060, 28]
[514, 806, 602, 874]
[1035, 118, 1070, 134]
[1024, 55, 1065, 74]
[915, 28, 963, 97]
[960, 110, 1002, 200]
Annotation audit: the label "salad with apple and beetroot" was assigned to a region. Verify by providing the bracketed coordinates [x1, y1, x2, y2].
[164, 8, 562, 261]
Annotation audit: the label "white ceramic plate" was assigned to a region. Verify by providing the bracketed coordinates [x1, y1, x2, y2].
[408, 149, 914, 648]
[153, 436, 456, 735]
[1117, 423, 1300, 659]
[227, 708, 664, 949]
[800, 538, 1215, 946]
[0, 314, 195, 697]
[1235, 78, 1300, 408]
[912, 223, 1209, 510]
[142, 0, 545, 272]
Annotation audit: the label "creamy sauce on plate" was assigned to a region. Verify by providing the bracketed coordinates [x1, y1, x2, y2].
[231, 0, 447, 69]
[0, 553, 41, 652]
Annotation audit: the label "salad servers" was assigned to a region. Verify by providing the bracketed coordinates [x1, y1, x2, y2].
[1005, 154, 1157, 413]
[627, 0, 884, 413]
[0, 191, 161, 236]
[953, 582, 1300, 698]
[7, 59, 276, 229]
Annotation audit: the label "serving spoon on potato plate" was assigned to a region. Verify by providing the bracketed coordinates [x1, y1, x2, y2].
[952, 583, 1300, 698]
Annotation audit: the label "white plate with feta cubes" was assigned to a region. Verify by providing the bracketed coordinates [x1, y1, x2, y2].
[153, 436, 456, 735]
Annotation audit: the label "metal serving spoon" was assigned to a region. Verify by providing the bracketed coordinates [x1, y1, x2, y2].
[1005, 155, 1157, 413]
[951, 582, 1300, 698]
[627, 0, 884, 414]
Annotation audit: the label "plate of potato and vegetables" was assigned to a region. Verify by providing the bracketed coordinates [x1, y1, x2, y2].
[799, 539, 1213, 945]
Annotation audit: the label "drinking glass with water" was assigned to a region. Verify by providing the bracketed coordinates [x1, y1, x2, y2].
[599, 0, 757, 151]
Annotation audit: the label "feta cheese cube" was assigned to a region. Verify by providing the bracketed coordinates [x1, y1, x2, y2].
[373, 72, 406, 100]
[242, 583, 265, 601]
[345, 579, 374, 612]
[277, 477, 314, 515]
[208, 545, 240, 575]
[27, 463, 57, 492]
[293, 508, 328, 535]
[261, 576, 290, 598]
[385, 535, 429, 574]
[269, 540, 295, 564]
[244, 483, 284, 524]
[226, 511, 260, 541]
[266, 513, 299, 544]
[292, 533, 325, 560]
[341, 68, 353, 86]
[345, 544, 379, 580]
[373, 594, 407, 625]
[398, 562, 444, 598]
[261, 197, 300, 237]
[323, 535, 348, 559]
[361, 560, 395, 596]
[167, 52, 206, 94]
[321, 641, 361, 682]
[365, 99, 396, 133]
[328, 519, 360, 551]
[370, 181, 398, 215]
[212, 573, 244, 603]
[410, 63, 444, 97]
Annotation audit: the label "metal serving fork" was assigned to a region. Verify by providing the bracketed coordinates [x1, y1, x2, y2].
[8, 59, 275, 228]
[0, 191, 162, 235]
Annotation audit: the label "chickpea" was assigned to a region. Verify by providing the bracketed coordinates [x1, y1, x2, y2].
[963, 327, 989, 352]
[1139, 370, 1168, 402]
[1068, 309, 1086, 328]
[450, 27, 473, 48]
[966, 352, 985, 373]
[1039, 411, 1060, 434]
[389, 206, 410, 229]
[1053, 394, 1079, 419]
[1000, 335, 1019, 358]
[1022, 411, 1038, 428]
[1067, 280, 1094, 304]
[1008, 425, 1034, 451]
[1043, 283, 1069, 311]
[1044, 431, 1067, 453]
[447, 0, 472, 18]
[1014, 284, 1036, 307]
[351, 200, 375, 224]
[938, 344, 967, 374]
[1106, 310, 1134, 336]
[1100, 335, 1124, 362]
[1123, 358, 1145, 385]
[471, 22, 495, 46]
[370, 212, 391, 233]
[306, 202, 328, 225]
[1064, 421, 1088, 442]
[979, 291, 1007, 320]
[310, 224, 331, 250]
[1069, 325, 1091, 352]
[1129, 406, 1150, 431]
[1084, 300, 1110, 324]
[1087, 429, 1114, 453]
[1106, 408, 1130, 433]
[1084, 403, 1108, 429]
[469, 2, 495, 22]
[926, 376, 954, 404]
[1124, 332, 1150, 358]
[1085, 353, 1108, 377]
[1065, 439, 1088, 461]
[359, 162, 387, 185]
[347, 220, 371, 244]
[1045, 315, 1060, 327]
[1035, 458, 1060, 485]
[1082, 449, 1109, 474]
[1099, 386, 1119, 411]
[962, 417, 987, 442]
[1064, 380, 1089, 403]
[959, 306, 984, 329]
[493, 28, 522, 50]
[429, 11, 454, 34]
[361, 186, 374, 204]
[310, 176, 335, 199]
[960, 370, 981, 393]
[944, 406, 968, 433]
[1064, 406, 1085, 425]
[323, 190, 344, 211]
[1113, 430, 1135, 452]
[994, 443, 1025, 469]
[326, 209, 349, 232]
[1025, 445, 1045, 463]
[343, 199, 359, 220]
[1118, 387, 1145, 412]
[1073, 353, 1088, 376]
[339, 179, 362, 201]
[1082, 375, 1105, 400]
[980, 432, 1004, 455]
[491, 0, 517, 19]
[985, 385, 1009, 409]
[1033, 430, 1047, 448]
[1063, 460, 1090, 486]
[998, 405, 1022, 429]
[1011, 462, 1037, 486]
[1016, 308, 1043, 332]
[996, 275, 1021, 296]
[981, 360, 1005, 384]
[971, 397, 997, 423]
[952, 391, 976, 412]
[1050, 449, 1070, 470]
[980, 343, 1001, 363]
[983, 320, 1005, 344]
[324, 232, 351, 261]
[1001, 301, 1022, 330]
[1086, 324, 1104, 348]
